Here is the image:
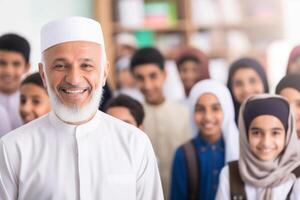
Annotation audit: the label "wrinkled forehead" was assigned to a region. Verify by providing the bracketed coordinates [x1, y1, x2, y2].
[42, 41, 102, 62]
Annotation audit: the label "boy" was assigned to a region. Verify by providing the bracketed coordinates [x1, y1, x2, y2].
[0, 33, 30, 131]
[104, 94, 144, 130]
[130, 47, 191, 198]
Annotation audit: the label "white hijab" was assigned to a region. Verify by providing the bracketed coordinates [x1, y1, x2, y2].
[188, 79, 239, 162]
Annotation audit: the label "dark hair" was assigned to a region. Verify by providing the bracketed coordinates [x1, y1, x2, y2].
[104, 95, 145, 126]
[21, 72, 45, 90]
[130, 47, 165, 71]
[0, 33, 30, 63]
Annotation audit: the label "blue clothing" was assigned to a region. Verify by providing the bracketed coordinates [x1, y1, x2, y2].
[170, 134, 225, 200]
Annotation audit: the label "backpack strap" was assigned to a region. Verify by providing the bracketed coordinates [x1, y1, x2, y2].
[286, 165, 300, 200]
[229, 161, 247, 200]
[292, 165, 300, 178]
[183, 140, 199, 200]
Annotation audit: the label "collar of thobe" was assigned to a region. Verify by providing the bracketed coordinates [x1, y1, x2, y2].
[144, 100, 167, 108]
[48, 110, 100, 136]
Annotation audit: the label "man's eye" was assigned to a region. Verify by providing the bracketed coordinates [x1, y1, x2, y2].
[82, 63, 93, 69]
[54, 64, 64, 69]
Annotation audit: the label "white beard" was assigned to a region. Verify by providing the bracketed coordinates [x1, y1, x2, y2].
[45, 75, 103, 124]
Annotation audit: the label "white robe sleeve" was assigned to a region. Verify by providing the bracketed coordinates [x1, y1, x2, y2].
[291, 178, 300, 199]
[0, 139, 17, 200]
[216, 165, 230, 200]
[136, 136, 164, 200]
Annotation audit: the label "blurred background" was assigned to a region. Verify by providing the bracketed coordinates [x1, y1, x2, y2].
[1, 0, 300, 92]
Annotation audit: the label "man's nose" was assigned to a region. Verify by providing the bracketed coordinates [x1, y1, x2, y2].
[65, 66, 82, 85]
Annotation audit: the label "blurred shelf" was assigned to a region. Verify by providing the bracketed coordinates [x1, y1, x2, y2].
[113, 20, 187, 33]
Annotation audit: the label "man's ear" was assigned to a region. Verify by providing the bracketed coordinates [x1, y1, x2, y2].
[102, 62, 110, 87]
[38, 63, 47, 89]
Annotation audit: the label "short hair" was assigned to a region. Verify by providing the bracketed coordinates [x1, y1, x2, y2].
[21, 72, 45, 90]
[130, 47, 165, 71]
[104, 95, 145, 126]
[0, 33, 30, 63]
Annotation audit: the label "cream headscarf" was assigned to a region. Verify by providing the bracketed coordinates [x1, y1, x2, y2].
[189, 79, 239, 163]
[238, 94, 300, 200]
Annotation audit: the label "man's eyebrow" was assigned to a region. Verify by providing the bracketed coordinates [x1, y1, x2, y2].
[52, 58, 68, 63]
[79, 58, 94, 62]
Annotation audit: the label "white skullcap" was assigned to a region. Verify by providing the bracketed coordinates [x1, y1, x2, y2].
[41, 16, 105, 52]
[115, 33, 137, 48]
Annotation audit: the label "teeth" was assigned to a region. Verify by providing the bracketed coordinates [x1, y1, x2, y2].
[64, 89, 85, 94]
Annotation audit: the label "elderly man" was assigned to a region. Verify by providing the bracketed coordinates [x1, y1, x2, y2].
[0, 17, 163, 200]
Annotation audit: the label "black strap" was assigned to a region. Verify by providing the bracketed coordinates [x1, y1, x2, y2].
[229, 161, 247, 200]
[183, 141, 199, 200]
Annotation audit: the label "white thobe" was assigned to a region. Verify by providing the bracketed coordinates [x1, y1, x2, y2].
[0, 91, 23, 131]
[0, 111, 164, 200]
[0, 105, 11, 137]
[216, 165, 300, 200]
[143, 101, 191, 199]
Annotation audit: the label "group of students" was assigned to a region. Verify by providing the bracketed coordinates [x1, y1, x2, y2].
[1, 30, 300, 200]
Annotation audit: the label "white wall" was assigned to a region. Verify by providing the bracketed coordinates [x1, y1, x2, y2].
[0, 0, 92, 72]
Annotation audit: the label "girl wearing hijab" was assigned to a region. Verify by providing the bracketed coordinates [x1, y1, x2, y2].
[227, 58, 269, 124]
[216, 94, 300, 200]
[176, 47, 210, 98]
[286, 45, 300, 75]
[170, 79, 239, 200]
[19, 72, 51, 123]
[276, 74, 300, 138]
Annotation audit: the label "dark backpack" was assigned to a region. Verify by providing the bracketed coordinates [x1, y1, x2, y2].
[229, 161, 300, 200]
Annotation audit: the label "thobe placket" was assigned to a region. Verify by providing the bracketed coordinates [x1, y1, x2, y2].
[76, 126, 91, 200]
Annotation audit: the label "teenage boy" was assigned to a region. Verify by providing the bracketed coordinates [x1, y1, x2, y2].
[0, 33, 30, 131]
[130, 47, 191, 198]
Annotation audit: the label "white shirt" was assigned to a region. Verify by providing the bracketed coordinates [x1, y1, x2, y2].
[0, 91, 23, 131]
[0, 111, 163, 200]
[216, 165, 300, 200]
[0, 105, 11, 137]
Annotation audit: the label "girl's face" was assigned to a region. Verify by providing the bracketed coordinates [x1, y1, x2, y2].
[248, 115, 286, 161]
[117, 68, 136, 88]
[194, 93, 223, 142]
[288, 56, 300, 74]
[178, 60, 201, 93]
[280, 87, 300, 138]
[20, 83, 51, 123]
[232, 67, 264, 103]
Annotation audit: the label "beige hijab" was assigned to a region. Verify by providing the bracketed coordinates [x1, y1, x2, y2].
[238, 94, 300, 200]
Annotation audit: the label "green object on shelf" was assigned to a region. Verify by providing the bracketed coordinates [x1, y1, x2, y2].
[134, 30, 155, 48]
[168, 1, 177, 25]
